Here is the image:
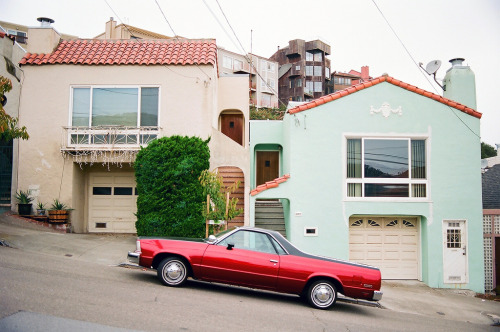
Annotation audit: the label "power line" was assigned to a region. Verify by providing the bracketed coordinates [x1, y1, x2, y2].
[371, 0, 480, 140]
[154, 0, 212, 80]
[104, 0, 139, 39]
[204, 0, 285, 107]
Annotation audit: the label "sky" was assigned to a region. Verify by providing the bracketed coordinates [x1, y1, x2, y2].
[2, 0, 499, 147]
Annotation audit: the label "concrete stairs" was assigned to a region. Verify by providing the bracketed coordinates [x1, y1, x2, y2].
[254, 200, 286, 238]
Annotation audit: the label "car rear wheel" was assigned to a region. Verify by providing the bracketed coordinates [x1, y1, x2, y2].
[157, 257, 188, 287]
[307, 280, 337, 309]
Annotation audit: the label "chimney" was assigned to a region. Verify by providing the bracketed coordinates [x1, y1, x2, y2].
[27, 17, 60, 54]
[105, 17, 117, 39]
[443, 58, 477, 110]
[361, 66, 369, 82]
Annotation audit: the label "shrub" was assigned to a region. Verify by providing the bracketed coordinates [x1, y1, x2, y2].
[134, 136, 210, 237]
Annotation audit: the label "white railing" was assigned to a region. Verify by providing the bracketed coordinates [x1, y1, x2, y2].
[61, 126, 159, 151]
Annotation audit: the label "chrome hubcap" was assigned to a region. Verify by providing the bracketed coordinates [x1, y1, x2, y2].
[164, 261, 185, 284]
[312, 283, 335, 307]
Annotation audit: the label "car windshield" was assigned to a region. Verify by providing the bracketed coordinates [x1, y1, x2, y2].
[204, 227, 236, 242]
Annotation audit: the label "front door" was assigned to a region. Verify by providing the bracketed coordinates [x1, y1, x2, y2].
[256, 151, 279, 186]
[443, 220, 468, 283]
[221, 113, 243, 145]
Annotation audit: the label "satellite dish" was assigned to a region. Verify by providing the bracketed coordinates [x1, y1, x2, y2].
[425, 60, 441, 75]
[419, 59, 444, 91]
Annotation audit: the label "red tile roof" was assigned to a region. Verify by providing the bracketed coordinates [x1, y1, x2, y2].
[289, 75, 482, 119]
[19, 39, 217, 66]
[251, 174, 290, 196]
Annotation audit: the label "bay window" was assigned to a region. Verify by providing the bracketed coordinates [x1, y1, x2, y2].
[69, 86, 159, 146]
[347, 138, 427, 198]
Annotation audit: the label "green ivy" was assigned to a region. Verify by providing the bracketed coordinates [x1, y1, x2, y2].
[134, 136, 210, 237]
[250, 105, 286, 120]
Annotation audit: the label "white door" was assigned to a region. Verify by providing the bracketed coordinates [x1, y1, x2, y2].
[349, 217, 419, 279]
[88, 172, 137, 233]
[443, 220, 468, 283]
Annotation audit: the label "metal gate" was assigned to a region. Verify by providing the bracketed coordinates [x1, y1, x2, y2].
[0, 140, 13, 208]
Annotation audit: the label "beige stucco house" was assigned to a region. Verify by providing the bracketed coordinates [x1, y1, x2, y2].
[16, 23, 249, 233]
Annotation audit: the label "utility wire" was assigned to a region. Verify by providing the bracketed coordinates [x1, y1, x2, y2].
[154, 0, 212, 80]
[371, 0, 480, 139]
[205, 0, 285, 108]
[104, 0, 139, 39]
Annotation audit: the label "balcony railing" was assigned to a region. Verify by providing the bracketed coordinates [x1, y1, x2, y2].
[61, 126, 159, 151]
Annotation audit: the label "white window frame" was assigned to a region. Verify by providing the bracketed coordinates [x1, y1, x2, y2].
[345, 136, 429, 201]
[69, 85, 161, 127]
[223, 56, 233, 69]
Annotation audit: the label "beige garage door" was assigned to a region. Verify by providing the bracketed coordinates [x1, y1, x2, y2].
[88, 172, 137, 233]
[349, 217, 419, 279]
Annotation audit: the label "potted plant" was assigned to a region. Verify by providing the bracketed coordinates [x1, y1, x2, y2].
[36, 202, 47, 216]
[48, 199, 70, 223]
[15, 190, 34, 216]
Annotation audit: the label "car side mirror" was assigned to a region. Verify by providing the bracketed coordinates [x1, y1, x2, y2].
[207, 235, 217, 244]
[227, 243, 235, 250]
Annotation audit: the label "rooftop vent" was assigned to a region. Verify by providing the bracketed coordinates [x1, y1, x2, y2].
[37, 17, 54, 27]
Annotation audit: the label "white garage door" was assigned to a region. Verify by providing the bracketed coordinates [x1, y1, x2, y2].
[349, 217, 419, 279]
[88, 172, 137, 233]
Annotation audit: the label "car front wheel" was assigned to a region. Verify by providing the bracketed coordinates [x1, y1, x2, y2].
[157, 257, 188, 287]
[307, 280, 337, 309]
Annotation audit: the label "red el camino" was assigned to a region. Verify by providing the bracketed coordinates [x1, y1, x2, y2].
[128, 227, 382, 309]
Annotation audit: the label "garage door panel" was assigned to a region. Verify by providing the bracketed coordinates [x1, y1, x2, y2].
[89, 172, 137, 233]
[366, 234, 383, 243]
[349, 217, 419, 280]
[383, 234, 400, 244]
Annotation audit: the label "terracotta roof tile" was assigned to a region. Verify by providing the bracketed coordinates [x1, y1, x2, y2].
[288, 75, 481, 119]
[250, 174, 290, 196]
[19, 39, 217, 67]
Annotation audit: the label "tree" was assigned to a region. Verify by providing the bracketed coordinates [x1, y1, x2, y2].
[134, 136, 210, 237]
[0, 76, 29, 141]
[481, 142, 497, 159]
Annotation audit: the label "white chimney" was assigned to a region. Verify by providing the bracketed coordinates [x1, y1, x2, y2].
[27, 17, 60, 54]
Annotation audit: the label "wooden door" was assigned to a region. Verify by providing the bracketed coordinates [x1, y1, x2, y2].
[221, 114, 243, 145]
[256, 151, 279, 186]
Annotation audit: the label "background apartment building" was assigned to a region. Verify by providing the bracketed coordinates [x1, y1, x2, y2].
[218, 48, 279, 109]
[270, 39, 331, 105]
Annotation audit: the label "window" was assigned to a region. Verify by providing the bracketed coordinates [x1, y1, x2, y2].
[347, 138, 427, 198]
[325, 67, 330, 78]
[218, 230, 278, 254]
[7, 30, 27, 43]
[223, 56, 233, 69]
[267, 78, 275, 89]
[305, 81, 313, 93]
[234, 59, 243, 71]
[267, 63, 275, 72]
[314, 66, 322, 77]
[314, 81, 322, 92]
[71, 86, 159, 127]
[306, 51, 314, 61]
[305, 66, 313, 76]
[314, 52, 322, 61]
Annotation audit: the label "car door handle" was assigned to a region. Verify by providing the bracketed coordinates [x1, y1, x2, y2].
[270, 259, 278, 263]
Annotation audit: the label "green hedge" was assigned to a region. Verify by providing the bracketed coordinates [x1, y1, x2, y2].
[134, 136, 210, 237]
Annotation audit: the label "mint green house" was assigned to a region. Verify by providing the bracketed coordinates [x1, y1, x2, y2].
[249, 59, 484, 292]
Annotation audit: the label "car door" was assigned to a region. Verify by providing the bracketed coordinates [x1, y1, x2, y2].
[200, 230, 279, 290]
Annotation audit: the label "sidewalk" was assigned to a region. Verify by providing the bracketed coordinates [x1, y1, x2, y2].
[1, 211, 499, 326]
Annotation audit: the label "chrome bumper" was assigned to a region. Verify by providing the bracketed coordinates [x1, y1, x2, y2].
[127, 251, 141, 265]
[372, 290, 383, 301]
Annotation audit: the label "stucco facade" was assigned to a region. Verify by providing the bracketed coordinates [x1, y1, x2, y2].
[249, 74, 483, 292]
[16, 32, 249, 233]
